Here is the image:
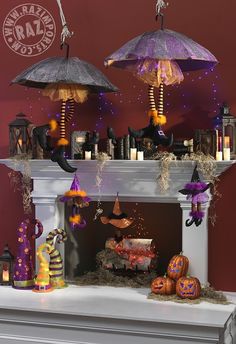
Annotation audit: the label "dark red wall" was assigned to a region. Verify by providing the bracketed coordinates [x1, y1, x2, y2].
[0, 0, 235, 291]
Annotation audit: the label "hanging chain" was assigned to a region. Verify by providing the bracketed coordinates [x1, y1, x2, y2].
[56, 0, 74, 44]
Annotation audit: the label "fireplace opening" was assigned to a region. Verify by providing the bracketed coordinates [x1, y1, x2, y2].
[64, 201, 182, 283]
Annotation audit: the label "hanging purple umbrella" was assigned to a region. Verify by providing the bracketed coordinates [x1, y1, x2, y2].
[104, 2, 218, 147]
[104, 29, 218, 73]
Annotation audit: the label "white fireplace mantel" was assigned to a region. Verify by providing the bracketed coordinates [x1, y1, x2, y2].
[0, 159, 234, 202]
[0, 158, 235, 284]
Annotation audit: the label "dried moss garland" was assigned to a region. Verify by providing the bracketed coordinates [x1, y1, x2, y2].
[76, 268, 157, 288]
[8, 154, 32, 214]
[181, 152, 217, 182]
[148, 286, 230, 305]
[94, 152, 111, 220]
[152, 152, 177, 192]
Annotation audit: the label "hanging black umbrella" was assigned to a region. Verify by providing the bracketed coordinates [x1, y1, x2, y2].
[12, 44, 118, 173]
[104, 2, 218, 148]
[12, 48, 118, 93]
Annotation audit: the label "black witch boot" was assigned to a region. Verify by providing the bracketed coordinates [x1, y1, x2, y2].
[153, 125, 173, 147]
[51, 145, 77, 173]
[33, 124, 53, 151]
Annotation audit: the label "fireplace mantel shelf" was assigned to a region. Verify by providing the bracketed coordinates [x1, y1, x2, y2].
[0, 159, 235, 203]
[0, 286, 235, 344]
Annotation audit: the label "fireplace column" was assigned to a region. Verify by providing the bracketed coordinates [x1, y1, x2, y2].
[32, 192, 65, 269]
[179, 196, 210, 284]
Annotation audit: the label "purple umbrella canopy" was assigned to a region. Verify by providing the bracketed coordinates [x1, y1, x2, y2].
[104, 29, 218, 73]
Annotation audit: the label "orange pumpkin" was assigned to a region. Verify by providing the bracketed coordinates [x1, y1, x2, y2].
[167, 252, 189, 281]
[151, 275, 176, 295]
[176, 276, 201, 300]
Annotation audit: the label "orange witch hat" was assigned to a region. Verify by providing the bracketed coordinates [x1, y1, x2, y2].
[100, 193, 133, 229]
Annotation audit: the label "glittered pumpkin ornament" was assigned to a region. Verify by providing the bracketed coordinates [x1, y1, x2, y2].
[176, 276, 201, 300]
[167, 252, 189, 281]
[151, 275, 176, 295]
[105, 0, 218, 148]
[46, 228, 67, 289]
[60, 174, 91, 229]
[179, 165, 210, 227]
[11, 0, 117, 173]
[33, 243, 53, 293]
[13, 219, 43, 290]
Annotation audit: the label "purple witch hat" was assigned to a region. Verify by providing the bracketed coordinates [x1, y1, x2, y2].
[60, 174, 91, 229]
[179, 166, 210, 227]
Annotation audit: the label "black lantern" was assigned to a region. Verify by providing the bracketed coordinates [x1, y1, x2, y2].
[213, 103, 236, 159]
[9, 113, 32, 157]
[0, 245, 14, 286]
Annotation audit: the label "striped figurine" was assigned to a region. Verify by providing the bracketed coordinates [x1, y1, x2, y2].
[46, 228, 68, 289]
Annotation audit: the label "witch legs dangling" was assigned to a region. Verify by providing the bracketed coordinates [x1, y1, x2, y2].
[128, 83, 173, 146]
[51, 98, 77, 173]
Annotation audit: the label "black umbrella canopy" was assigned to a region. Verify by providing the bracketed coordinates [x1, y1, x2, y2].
[12, 56, 118, 93]
[105, 29, 218, 72]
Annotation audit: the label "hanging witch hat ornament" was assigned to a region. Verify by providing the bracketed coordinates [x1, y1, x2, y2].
[101, 193, 134, 241]
[60, 174, 91, 229]
[179, 165, 210, 227]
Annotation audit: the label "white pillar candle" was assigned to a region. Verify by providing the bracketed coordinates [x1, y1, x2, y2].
[223, 148, 230, 161]
[130, 148, 137, 160]
[216, 151, 222, 161]
[85, 151, 92, 160]
[137, 151, 144, 161]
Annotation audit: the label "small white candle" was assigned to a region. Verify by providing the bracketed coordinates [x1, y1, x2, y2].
[137, 151, 144, 161]
[216, 151, 222, 161]
[130, 148, 137, 160]
[85, 151, 91, 160]
[223, 148, 230, 161]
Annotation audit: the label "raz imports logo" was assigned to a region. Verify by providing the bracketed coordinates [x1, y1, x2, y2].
[2, 3, 56, 57]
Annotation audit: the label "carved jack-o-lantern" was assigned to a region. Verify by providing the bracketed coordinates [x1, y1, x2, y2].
[151, 275, 176, 295]
[176, 276, 201, 300]
[167, 253, 189, 281]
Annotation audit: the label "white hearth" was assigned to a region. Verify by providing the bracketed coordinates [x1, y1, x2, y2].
[0, 159, 235, 283]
